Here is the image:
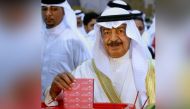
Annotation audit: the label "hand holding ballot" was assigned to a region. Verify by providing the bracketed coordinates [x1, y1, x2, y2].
[46, 78, 94, 109]
[50, 73, 76, 99]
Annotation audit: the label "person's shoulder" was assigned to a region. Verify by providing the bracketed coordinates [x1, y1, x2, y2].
[58, 30, 80, 43]
[61, 28, 77, 37]
[76, 59, 93, 70]
[72, 59, 93, 76]
[69, 37, 86, 49]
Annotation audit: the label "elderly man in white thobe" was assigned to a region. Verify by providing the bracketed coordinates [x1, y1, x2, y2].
[41, 0, 91, 99]
[44, 4, 155, 109]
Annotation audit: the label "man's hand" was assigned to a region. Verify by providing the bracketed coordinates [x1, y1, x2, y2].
[49, 73, 76, 99]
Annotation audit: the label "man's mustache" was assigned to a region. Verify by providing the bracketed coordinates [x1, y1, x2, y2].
[106, 39, 123, 47]
[45, 16, 54, 21]
[45, 18, 54, 21]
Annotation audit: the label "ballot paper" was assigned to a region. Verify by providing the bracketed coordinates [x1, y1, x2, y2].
[63, 79, 94, 109]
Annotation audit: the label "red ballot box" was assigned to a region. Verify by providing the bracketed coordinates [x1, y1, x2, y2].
[41, 79, 138, 109]
[62, 79, 94, 109]
[41, 103, 135, 109]
[93, 103, 135, 109]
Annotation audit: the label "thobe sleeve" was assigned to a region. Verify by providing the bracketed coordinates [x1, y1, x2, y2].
[44, 86, 58, 106]
[42, 39, 73, 99]
[71, 39, 90, 68]
[45, 61, 92, 106]
[44, 62, 86, 107]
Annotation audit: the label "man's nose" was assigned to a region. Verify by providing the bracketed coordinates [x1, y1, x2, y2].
[45, 9, 52, 17]
[110, 30, 119, 41]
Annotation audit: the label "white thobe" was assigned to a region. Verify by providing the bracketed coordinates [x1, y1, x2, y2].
[78, 29, 97, 55]
[45, 53, 141, 108]
[42, 24, 90, 98]
[78, 26, 88, 39]
[85, 30, 97, 53]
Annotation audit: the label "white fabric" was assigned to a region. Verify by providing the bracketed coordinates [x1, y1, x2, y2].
[131, 10, 146, 30]
[106, 0, 146, 30]
[41, 0, 90, 98]
[44, 86, 58, 106]
[93, 7, 151, 104]
[106, 0, 131, 12]
[77, 28, 97, 57]
[105, 0, 128, 10]
[77, 27, 97, 56]
[41, 1, 91, 55]
[112, 0, 128, 5]
[45, 56, 140, 108]
[78, 26, 88, 38]
[74, 10, 87, 42]
[73, 58, 140, 109]
[75, 10, 84, 20]
[106, 0, 149, 52]
[86, 30, 97, 53]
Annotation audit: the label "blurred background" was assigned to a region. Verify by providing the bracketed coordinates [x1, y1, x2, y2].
[68, 0, 155, 27]
[69, 0, 155, 16]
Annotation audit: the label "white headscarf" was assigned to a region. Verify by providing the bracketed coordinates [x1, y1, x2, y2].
[106, 0, 131, 10]
[75, 10, 85, 20]
[93, 7, 151, 103]
[106, 0, 146, 31]
[41, 1, 91, 55]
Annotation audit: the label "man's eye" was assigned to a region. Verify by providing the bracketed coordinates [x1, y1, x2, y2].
[117, 29, 124, 33]
[51, 7, 58, 11]
[119, 30, 124, 33]
[42, 7, 47, 11]
[104, 31, 110, 35]
[90, 24, 95, 27]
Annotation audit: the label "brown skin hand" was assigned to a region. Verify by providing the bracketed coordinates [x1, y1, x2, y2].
[50, 73, 76, 99]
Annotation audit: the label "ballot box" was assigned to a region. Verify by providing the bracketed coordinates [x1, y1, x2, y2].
[93, 103, 135, 109]
[41, 79, 138, 109]
[63, 79, 94, 109]
[42, 102, 135, 109]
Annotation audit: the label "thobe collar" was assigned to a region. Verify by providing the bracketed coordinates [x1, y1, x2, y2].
[109, 51, 130, 63]
[45, 20, 67, 38]
[108, 51, 132, 100]
[109, 51, 130, 73]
